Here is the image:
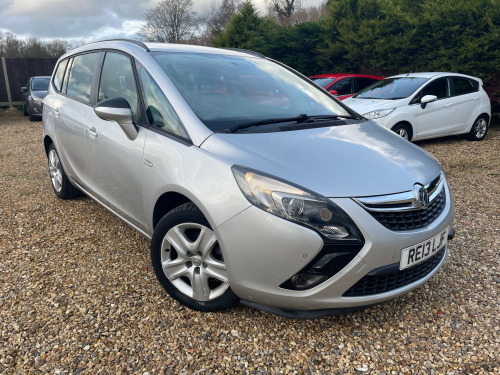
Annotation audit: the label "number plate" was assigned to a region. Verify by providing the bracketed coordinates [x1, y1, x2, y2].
[400, 227, 449, 270]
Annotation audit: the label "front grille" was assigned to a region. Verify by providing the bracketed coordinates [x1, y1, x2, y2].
[368, 189, 446, 231]
[343, 248, 445, 297]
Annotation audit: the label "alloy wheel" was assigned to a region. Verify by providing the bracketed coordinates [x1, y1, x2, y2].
[48, 149, 63, 192]
[160, 223, 229, 301]
[474, 118, 487, 139]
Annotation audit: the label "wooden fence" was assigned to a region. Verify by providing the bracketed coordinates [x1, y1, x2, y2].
[0, 57, 58, 106]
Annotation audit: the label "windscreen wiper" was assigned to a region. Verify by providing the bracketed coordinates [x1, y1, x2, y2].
[225, 114, 359, 133]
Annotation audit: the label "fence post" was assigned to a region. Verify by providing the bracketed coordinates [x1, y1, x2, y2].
[1, 57, 13, 107]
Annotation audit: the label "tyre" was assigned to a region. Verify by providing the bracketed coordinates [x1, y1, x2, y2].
[28, 104, 35, 122]
[151, 202, 238, 312]
[391, 123, 412, 141]
[23, 102, 28, 116]
[47, 144, 82, 199]
[467, 115, 488, 141]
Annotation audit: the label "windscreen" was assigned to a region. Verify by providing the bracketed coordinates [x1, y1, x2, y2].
[32, 77, 50, 91]
[152, 52, 352, 132]
[355, 77, 428, 100]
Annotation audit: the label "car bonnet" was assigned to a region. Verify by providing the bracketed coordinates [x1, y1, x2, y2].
[201, 121, 442, 198]
[343, 97, 409, 115]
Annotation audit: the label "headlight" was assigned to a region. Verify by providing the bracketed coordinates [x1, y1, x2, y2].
[232, 166, 362, 241]
[363, 108, 395, 119]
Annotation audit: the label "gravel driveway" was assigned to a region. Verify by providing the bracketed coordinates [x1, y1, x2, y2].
[0, 108, 498, 374]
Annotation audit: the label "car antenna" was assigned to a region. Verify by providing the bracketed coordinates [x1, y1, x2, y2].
[406, 69, 414, 77]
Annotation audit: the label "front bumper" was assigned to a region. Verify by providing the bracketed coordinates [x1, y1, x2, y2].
[215, 182, 454, 311]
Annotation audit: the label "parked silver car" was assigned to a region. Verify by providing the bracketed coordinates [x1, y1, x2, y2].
[42, 40, 455, 318]
[21, 76, 50, 121]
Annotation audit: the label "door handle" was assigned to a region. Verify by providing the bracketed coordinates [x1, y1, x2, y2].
[445, 103, 452, 107]
[87, 127, 98, 138]
[473, 96, 479, 100]
[54, 108, 60, 116]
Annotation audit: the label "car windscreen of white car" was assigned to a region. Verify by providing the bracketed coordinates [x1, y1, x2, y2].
[152, 52, 354, 132]
[355, 77, 428, 100]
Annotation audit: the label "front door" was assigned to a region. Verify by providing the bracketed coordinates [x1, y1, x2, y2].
[412, 77, 456, 139]
[84, 51, 146, 227]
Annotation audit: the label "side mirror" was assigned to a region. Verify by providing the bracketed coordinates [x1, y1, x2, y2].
[328, 90, 339, 96]
[21, 86, 27, 92]
[420, 95, 437, 109]
[94, 97, 138, 140]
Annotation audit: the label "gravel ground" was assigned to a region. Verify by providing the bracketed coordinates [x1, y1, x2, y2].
[0, 108, 499, 374]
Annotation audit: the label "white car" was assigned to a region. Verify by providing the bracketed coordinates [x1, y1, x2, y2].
[343, 72, 491, 141]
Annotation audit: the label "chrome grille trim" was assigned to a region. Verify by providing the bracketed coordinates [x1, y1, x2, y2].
[354, 174, 443, 213]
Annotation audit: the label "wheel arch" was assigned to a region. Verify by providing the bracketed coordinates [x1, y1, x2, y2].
[43, 135, 54, 156]
[152, 191, 193, 230]
[476, 113, 490, 123]
[391, 121, 414, 140]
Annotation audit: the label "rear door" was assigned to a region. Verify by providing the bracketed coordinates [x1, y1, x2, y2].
[52, 52, 101, 188]
[449, 76, 481, 133]
[84, 51, 147, 227]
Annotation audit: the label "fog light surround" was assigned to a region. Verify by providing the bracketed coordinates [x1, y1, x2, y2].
[290, 274, 327, 290]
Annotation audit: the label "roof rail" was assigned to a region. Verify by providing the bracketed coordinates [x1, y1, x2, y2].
[90, 39, 150, 52]
[221, 48, 265, 58]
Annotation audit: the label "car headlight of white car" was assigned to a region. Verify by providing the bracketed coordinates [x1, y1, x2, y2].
[232, 165, 362, 242]
[363, 108, 395, 119]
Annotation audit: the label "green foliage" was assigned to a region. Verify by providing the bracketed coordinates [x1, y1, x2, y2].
[214, 1, 274, 48]
[209, 0, 500, 105]
[319, 0, 500, 81]
[251, 22, 325, 76]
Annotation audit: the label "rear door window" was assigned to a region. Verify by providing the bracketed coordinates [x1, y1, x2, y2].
[66, 52, 100, 103]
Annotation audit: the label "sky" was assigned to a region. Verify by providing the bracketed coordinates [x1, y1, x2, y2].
[0, 0, 324, 46]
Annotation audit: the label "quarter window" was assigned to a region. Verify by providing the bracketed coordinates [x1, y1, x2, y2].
[98, 52, 138, 119]
[355, 77, 378, 92]
[453, 77, 478, 96]
[137, 65, 189, 140]
[66, 53, 100, 103]
[53, 59, 69, 92]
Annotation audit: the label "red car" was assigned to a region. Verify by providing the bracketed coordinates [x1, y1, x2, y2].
[309, 73, 384, 100]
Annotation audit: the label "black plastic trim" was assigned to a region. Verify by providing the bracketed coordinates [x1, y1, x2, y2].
[240, 300, 380, 319]
[90, 39, 150, 52]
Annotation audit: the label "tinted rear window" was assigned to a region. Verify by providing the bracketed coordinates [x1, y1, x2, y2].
[31, 78, 50, 91]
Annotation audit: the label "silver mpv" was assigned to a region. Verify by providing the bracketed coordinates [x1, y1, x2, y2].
[42, 40, 455, 318]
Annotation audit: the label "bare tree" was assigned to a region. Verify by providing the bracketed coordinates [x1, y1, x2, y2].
[0, 31, 24, 57]
[204, 0, 241, 33]
[268, 0, 299, 25]
[266, 0, 327, 26]
[45, 39, 72, 57]
[139, 0, 198, 43]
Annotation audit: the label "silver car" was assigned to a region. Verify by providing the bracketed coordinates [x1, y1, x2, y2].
[42, 40, 455, 318]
